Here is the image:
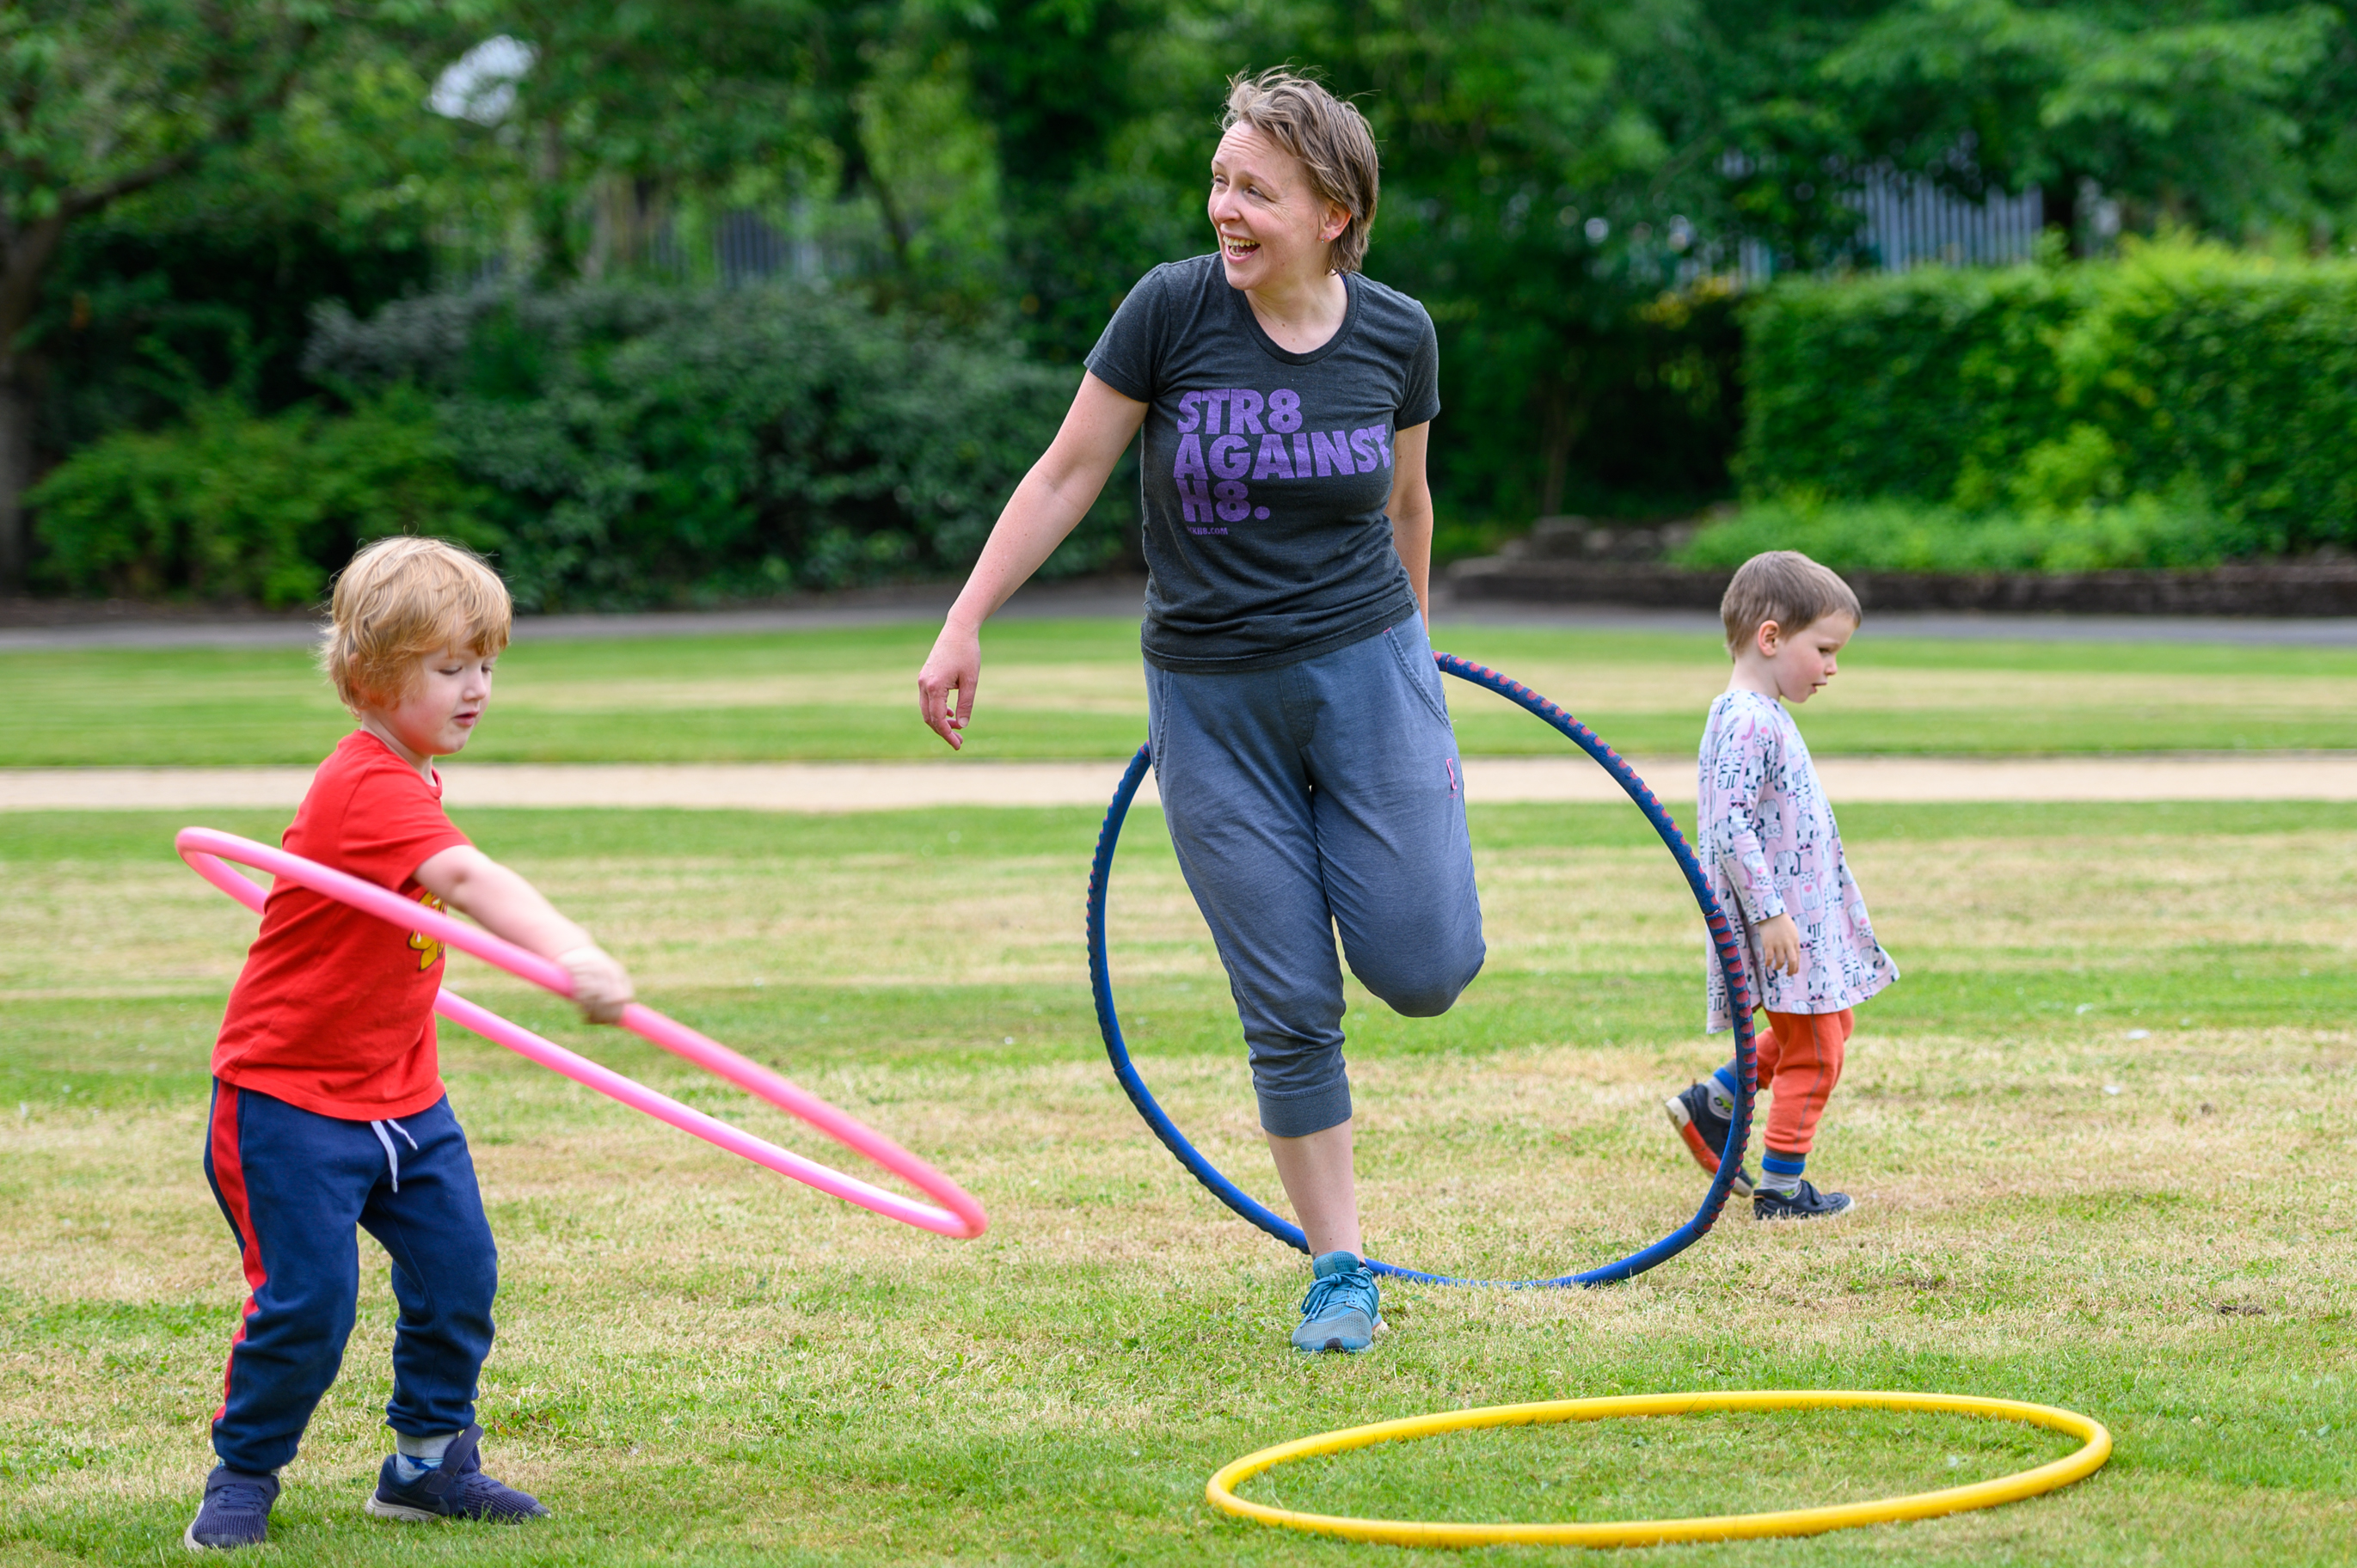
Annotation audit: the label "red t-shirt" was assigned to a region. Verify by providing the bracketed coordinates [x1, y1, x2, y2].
[213, 731, 473, 1120]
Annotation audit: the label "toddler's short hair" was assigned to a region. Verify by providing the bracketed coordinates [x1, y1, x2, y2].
[1720, 550, 1862, 653]
[321, 536, 512, 713]
[1223, 69, 1381, 273]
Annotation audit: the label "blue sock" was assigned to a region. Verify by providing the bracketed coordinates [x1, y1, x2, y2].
[1706, 1063, 1739, 1119]
[1759, 1150, 1805, 1197]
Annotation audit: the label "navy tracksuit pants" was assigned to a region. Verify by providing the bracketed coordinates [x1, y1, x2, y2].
[203, 1081, 497, 1474]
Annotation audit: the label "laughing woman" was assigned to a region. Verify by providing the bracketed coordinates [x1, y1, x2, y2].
[916, 69, 1483, 1353]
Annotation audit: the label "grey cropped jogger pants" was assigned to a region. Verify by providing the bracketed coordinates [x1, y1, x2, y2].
[1145, 614, 1487, 1136]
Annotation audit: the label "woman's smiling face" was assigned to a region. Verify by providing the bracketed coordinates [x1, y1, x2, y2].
[1207, 125, 1347, 292]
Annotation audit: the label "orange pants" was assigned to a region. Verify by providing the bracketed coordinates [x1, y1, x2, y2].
[1754, 1008, 1851, 1157]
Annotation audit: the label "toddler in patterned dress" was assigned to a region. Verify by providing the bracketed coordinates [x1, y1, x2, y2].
[1663, 551, 1898, 1220]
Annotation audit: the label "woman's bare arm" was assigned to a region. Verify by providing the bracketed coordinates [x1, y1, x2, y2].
[1386, 421, 1434, 625]
[917, 372, 1148, 750]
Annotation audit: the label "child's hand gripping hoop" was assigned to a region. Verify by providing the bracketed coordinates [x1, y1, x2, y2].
[177, 828, 986, 1240]
[1086, 653, 1758, 1285]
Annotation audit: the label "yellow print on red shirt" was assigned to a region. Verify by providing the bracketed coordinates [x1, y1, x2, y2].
[408, 891, 447, 971]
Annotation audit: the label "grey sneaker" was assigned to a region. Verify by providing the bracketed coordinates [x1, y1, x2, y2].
[366, 1424, 548, 1523]
[184, 1466, 278, 1552]
[1292, 1250, 1381, 1353]
[1754, 1179, 1854, 1222]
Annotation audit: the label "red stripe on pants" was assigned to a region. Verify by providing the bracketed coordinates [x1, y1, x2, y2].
[208, 1085, 268, 1424]
[1756, 1008, 1851, 1158]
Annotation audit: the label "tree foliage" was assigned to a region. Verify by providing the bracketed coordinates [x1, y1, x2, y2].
[1825, 0, 2352, 235]
[14, 0, 2357, 600]
[0, 0, 483, 585]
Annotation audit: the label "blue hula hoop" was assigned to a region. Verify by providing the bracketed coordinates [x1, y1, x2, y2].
[1084, 651, 1759, 1288]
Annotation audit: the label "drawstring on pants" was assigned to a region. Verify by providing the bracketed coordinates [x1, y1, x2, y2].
[369, 1118, 420, 1191]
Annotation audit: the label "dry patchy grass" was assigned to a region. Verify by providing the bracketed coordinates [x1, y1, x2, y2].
[0, 804, 2350, 1565]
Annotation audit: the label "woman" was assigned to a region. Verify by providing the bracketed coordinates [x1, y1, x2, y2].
[917, 69, 1484, 1353]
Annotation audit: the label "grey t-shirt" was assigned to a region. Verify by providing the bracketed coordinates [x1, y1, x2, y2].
[1084, 254, 1439, 673]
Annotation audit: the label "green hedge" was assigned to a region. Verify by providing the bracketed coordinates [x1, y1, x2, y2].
[35, 283, 1126, 609]
[1673, 494, 2259, 576]
[1740, 242, 2357, 557]
[29, 389, 492, 607]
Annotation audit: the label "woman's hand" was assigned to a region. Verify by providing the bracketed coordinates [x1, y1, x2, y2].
[918, 620, 983, 750]
[1756, 912, 1803, 977]
[910, 372, 1145, 751]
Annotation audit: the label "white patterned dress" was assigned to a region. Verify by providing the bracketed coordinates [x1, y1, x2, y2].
[1697, 689, 1897, 1032]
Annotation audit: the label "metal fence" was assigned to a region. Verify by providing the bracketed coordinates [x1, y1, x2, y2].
[1850, 168, 2045, 272]
[715, 209, 825, 283]
[457, 172, 2053, 291]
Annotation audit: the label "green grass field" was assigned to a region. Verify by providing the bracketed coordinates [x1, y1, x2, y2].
[3, 798, 2352, 1565]
[8, 619, 2357, 764]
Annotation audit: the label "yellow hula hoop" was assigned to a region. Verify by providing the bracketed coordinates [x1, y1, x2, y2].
[1205, 1389, 2112, 1549]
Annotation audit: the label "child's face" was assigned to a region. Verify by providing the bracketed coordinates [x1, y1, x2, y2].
[368, 644, 496, 758]
[1749, 613, 1855, 704]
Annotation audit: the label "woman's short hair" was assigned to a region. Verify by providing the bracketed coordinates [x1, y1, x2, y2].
[1720, 550, 1862, 653]
[1223, 69, 1381, 273]
[320, 535, 513, 712]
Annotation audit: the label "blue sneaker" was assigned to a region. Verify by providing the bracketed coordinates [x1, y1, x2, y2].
[183, 1466, 278, 1551]
[1754, 1179, 1853, 1222]
[1292, 1250, 1381, 1353]
[365, 1424, 549, 1523]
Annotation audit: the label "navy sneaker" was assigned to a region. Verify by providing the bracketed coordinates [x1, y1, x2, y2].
[1754, 1179, 1853, 1222]
[184, 1466, 278, 1552]
[1665, 1082, 1755, 1197]
[1292, 1250, 1382, 1353]
[366, 1424, 548, 1524]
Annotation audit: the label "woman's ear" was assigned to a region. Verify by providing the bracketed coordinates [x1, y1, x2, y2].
[1320, 203, 1350, 243]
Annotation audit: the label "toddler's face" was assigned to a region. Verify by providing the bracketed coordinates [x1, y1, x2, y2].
[370, 644, 496, 758]
[1758, 613, 1855, 703]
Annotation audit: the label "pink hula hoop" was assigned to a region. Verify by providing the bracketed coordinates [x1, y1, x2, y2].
[177, 827, 985, 1240]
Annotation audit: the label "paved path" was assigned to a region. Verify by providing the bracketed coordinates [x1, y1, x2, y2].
[7, 753, 2351, 812]
[6, 578, 2354, 650]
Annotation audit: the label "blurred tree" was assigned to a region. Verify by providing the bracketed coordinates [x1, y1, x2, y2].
[0, 0, 474, 589]
[1824, 0, 2352, 244]
[1301, 0, 1754, 518]
[461, 3, 864, 279]
[948, 0, 1209, 357]
[17, 0, 2357, 597]
[914, 1, 1912, 518]
[1227, 1, 2352, 519]
[23, 39, 494, 465]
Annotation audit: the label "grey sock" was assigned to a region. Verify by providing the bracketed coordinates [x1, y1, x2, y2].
[393, 1430, 457, 1480]
[1758, 1153, 1806, 1197]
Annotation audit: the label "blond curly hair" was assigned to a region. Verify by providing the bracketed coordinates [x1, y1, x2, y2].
[319, 536, 512, 713]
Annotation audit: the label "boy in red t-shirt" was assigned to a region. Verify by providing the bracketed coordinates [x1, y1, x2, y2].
[187, 537, 634, 1553]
